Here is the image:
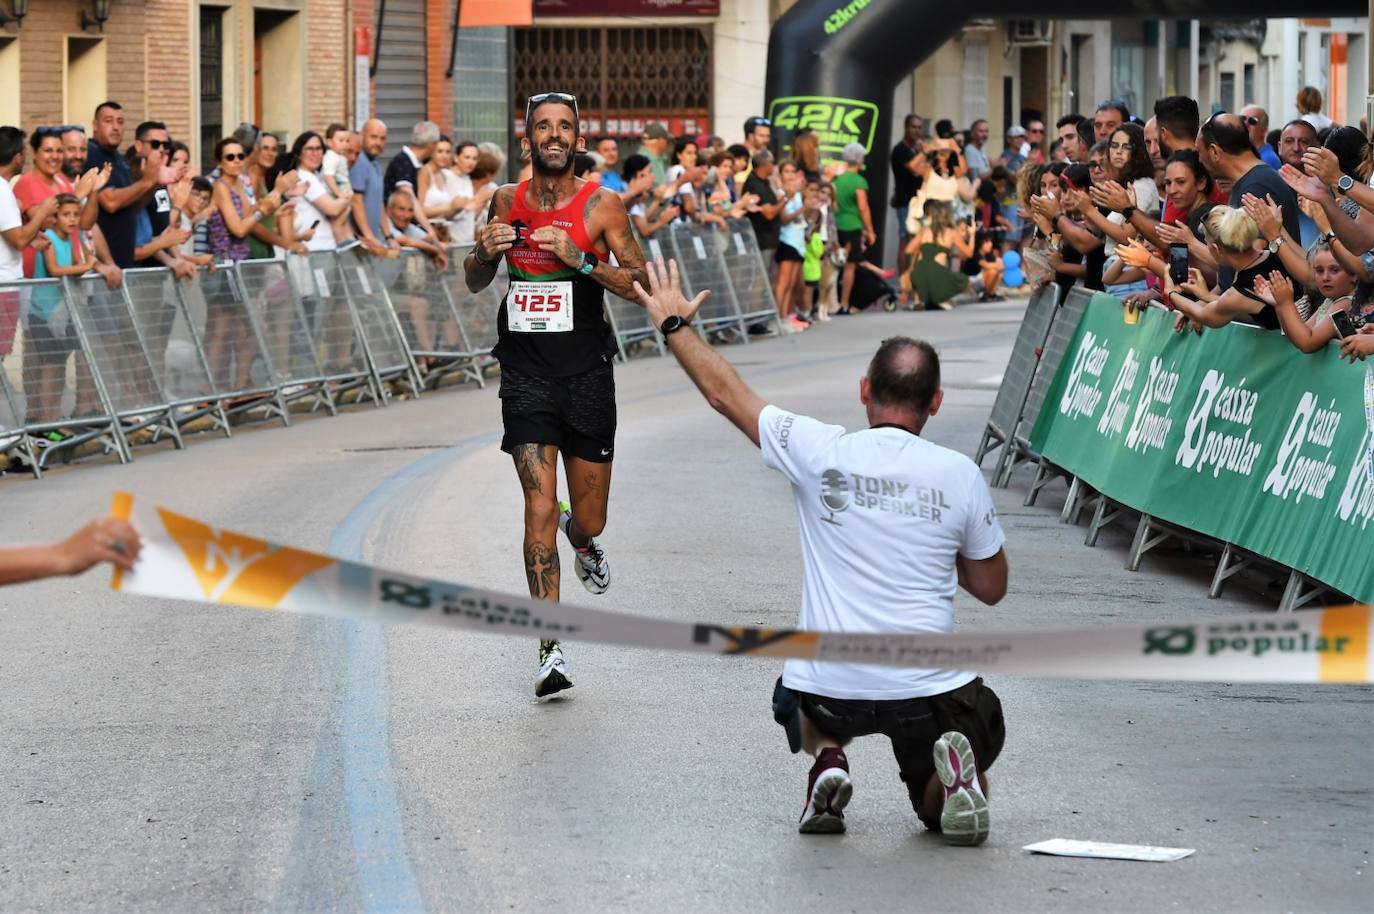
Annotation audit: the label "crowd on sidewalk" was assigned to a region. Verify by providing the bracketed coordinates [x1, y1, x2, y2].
[873, 86, 1374, 362]
[4, 80, 1372, 412]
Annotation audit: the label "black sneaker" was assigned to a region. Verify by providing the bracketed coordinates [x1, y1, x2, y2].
[535, 641, 574, 698]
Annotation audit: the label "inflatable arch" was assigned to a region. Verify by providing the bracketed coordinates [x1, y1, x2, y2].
[764, 0, 1366, 247]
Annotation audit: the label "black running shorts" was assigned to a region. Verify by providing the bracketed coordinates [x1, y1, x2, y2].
[499, 362, 617, 463]
[798, 678, 1005, 817]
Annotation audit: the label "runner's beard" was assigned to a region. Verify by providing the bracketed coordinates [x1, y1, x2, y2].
[531, 142, 574, 176]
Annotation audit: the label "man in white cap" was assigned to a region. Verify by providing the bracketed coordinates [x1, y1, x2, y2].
[1001, 125, 1030, 172]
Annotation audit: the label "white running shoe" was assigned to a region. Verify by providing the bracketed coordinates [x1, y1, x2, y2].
[558, 500, 610, 594]
[535, 641, 573, 698]
[933, 731, 989, 845]
[798, 748, 852, 834]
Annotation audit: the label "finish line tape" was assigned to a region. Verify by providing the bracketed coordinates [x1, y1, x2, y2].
[109, 492, 1372, 684]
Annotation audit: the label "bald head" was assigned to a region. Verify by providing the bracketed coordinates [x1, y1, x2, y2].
[864, 336, 941, 419]
[1144, 117, 1162, 167]
[361, 119, 388, 158]
[1240, 105, 1269, 150]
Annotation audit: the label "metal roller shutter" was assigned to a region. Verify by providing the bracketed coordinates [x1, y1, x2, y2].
[375, 0, 427, 159]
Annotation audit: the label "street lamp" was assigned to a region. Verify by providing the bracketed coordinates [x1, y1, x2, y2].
[0, 1, 30, 29]
[80, 0, 111, 32]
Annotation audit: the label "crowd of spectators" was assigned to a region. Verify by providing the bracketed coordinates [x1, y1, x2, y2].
[4, 80, 1371, 433]
[871, 83, 1374, 361]
[0, 104, 512, 441]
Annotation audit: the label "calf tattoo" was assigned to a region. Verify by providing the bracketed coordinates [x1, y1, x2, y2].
[525, 542, 559, 599]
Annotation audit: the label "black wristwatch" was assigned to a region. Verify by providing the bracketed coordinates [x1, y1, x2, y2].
[659, 315, 691, 336]
[1121, 206, 1136, 221]
[578, 250, 599, 276]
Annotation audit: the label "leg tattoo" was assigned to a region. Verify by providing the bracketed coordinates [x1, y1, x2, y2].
[524, 542, 560, 600]
[513, 444, 551, 494]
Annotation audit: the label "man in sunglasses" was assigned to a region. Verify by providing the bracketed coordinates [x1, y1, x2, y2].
[464, 91, 651, 698]
[1239, 105, 1281, 170]
[130, 121, 191, 272]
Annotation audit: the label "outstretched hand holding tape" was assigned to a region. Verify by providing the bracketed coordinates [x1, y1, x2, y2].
[0, 515, 141, 586]
[107, 491, 1371, 685]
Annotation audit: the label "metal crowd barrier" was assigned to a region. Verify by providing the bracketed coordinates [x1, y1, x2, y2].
[973, 282, 1062, 485]
[982, 287, 1353, 612]
[1, 220, 787, 479]
[377, 247, 504, 389]
[606, 229, 664, 360]
[970, 285, 1094, 492]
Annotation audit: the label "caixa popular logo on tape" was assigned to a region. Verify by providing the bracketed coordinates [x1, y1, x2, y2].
[1142, 620, 1356, 659]
[767, 96, 878, 159]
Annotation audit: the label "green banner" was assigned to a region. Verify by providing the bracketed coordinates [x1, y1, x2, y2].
[1030, 294, 1374, 602]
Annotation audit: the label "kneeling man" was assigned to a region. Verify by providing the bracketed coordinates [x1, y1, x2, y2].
[634, 260, 1009, 844]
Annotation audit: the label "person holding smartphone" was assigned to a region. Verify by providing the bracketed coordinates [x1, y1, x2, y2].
[279, 131, 343, 253]
[1252, 269, 1374, 353]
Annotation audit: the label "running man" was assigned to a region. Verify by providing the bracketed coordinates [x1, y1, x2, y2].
[464, 92, 649, 698]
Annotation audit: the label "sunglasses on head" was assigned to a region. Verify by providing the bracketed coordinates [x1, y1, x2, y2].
[35, 125, 84, 138]
[526, 91, 579, 124]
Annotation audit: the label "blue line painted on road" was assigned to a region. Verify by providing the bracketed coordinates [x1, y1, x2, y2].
[316, 332, 982, 909]
[329, 433, 499, 914]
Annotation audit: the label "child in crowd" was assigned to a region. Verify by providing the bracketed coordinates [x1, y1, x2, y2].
[321, 124, 355, 242]
[27, 194, 96, 426]
[801, 185, 828, 322]
[182, 176, 218, 269]
[970, 232, 1006, 302]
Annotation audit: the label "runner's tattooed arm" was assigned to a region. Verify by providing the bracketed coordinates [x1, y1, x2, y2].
[464, 185, 517, 292]
[592, 192, 651, 300]
[529, 189, 649, 300]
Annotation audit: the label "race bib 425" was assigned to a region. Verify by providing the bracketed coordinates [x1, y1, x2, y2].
[508, 281, 574, 333]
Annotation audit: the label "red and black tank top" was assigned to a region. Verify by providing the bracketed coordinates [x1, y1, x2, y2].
[494, 179, 616, 377]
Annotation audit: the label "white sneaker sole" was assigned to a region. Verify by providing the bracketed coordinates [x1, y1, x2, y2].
[798, 768, 852, 834]
[934, 731, 989, 846]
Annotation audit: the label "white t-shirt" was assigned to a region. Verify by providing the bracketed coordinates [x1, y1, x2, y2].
[1105, 175, 1161, 257]
[666, 164, 693, 205]
[448, 173, 476, 245]
[293, 170, 338, 252]
[758, 405, 1006, 700]
[322, 149, 352, 190]
[0, 178, 24, 281]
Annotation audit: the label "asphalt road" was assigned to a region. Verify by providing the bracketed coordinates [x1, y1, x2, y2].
[1, 300, 1370, 913]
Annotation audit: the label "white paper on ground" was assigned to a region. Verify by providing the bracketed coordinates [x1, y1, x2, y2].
[1023, 839, 1196, 862]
